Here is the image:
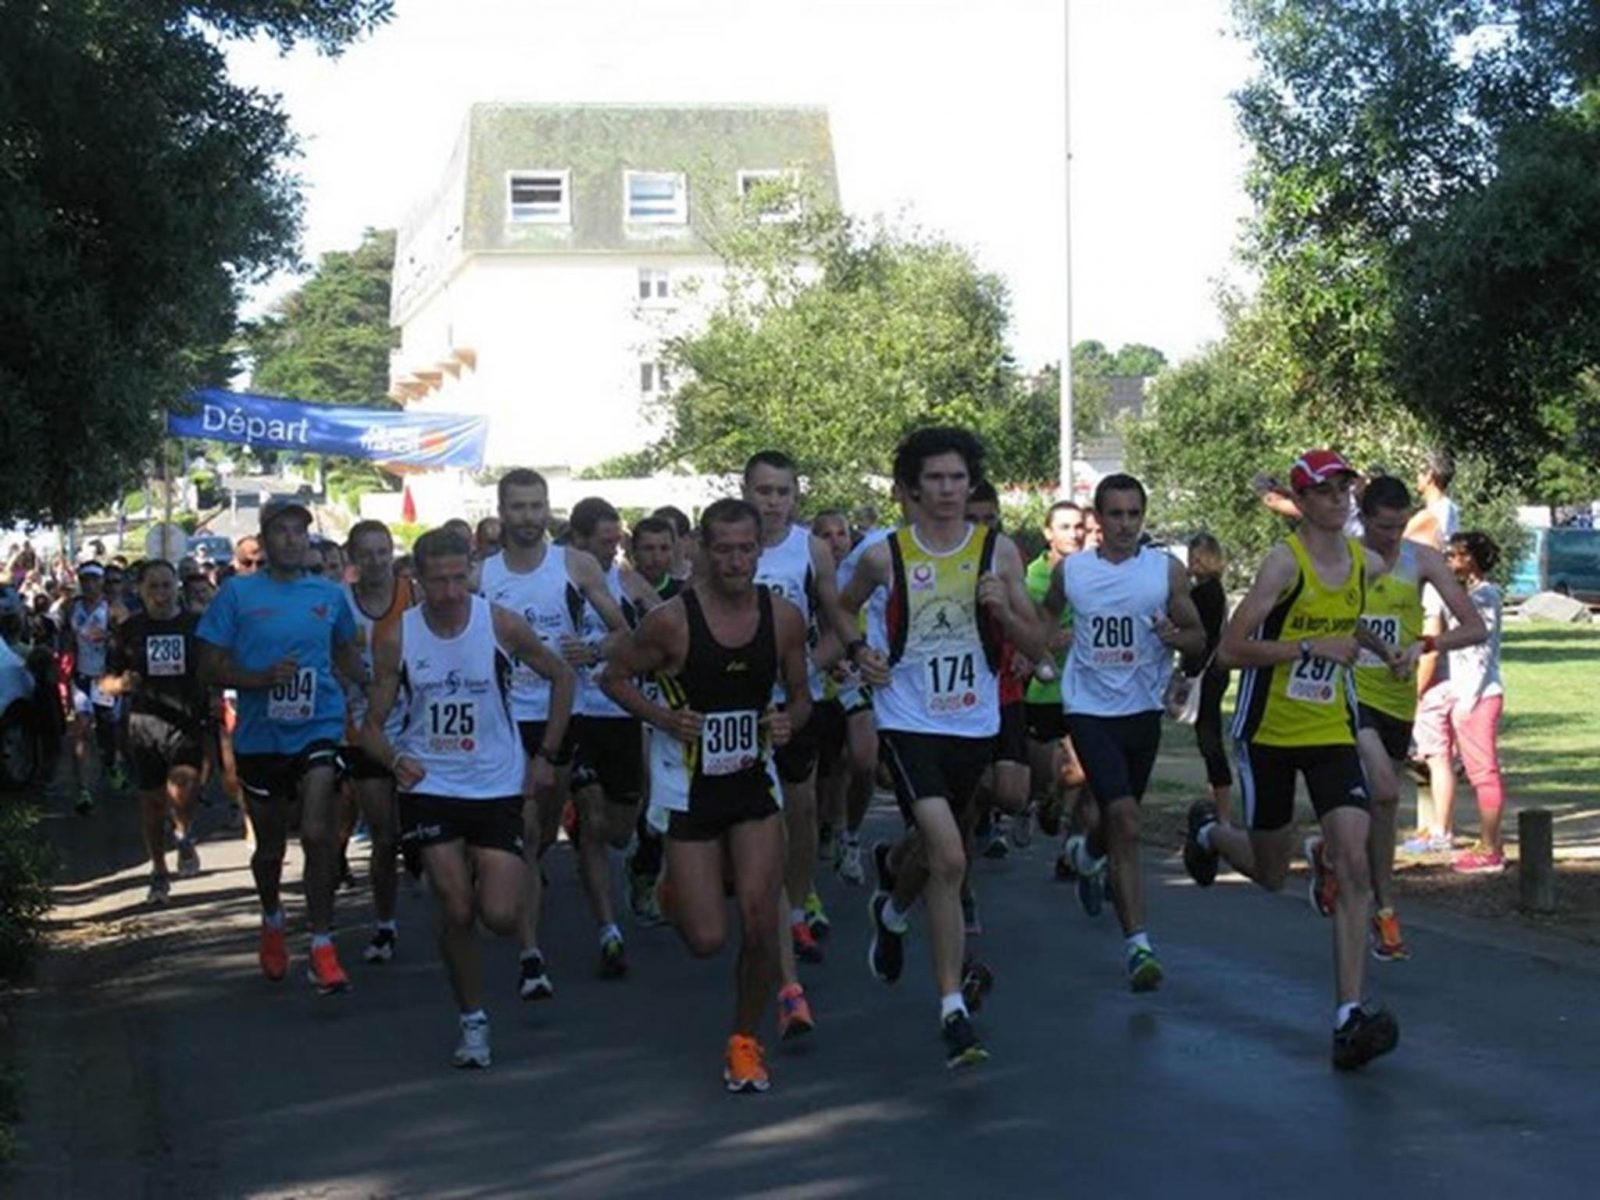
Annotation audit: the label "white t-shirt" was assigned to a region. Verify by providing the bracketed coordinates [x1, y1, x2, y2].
[1446, 581, 1502, 711]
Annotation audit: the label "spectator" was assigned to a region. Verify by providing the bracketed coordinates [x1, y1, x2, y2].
[1184, 533, 1232, 817]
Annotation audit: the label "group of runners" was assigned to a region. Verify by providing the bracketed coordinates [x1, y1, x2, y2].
[53, 427, 1506, 1089]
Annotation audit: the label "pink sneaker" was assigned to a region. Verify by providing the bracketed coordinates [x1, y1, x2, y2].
[1451, 849, 1506, 875]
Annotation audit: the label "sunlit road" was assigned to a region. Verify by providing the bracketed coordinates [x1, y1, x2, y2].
[12, 792, 1600, 1198]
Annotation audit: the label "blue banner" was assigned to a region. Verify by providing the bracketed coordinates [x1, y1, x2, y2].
[168, 389, 488, 470]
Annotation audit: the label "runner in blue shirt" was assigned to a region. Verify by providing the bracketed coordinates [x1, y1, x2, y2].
[198, 496, 363, 995]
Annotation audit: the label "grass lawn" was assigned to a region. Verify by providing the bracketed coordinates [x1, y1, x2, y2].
[1498, 620, 1600, 809]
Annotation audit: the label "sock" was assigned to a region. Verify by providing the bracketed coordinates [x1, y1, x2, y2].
[460, 1008, 487, 1026]
[310, 933, 333, 950]
[521, 947, 544, 964]
[778, 981, 803, 1000]
[262, 908, 286, 931]
[377, 919, 397, 933]
[841, 830, 860, 847]
[599, 922, 621, 945]
[790, 907, 807, 926]
[940, 992, 968, 1021]
[881, 898, 910, 932]
[1198, 822, 1216, 851]
[1125, 931, 1152, 956]
[1336, 1002, 1362, 1030]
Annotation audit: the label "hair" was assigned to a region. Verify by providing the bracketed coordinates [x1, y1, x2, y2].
[891, 426, 986, 495]
[651, 505, 691, 538]
[810, 509, 849, 535]
[497, 467, 549, 509]
[1421, 449, 1456, 491]
[743, 449, 798, 485]
[135, 559, 177, 585]
[632, 515, 674, 543]
[1449, 530, 1499, 575]
[346, 519, 393, 553]
[441, 517, 473, 540]
[1093, 472, 1147, 513]
[570, 496, 621, 538]
[699, 498, 762, 544]
[1360, 475, 1412, 518]
[1045, 500, 1083, 525]
[475, 516, 502, 543]
[1187, 532, 1225, 581]
[413, 527, 472, 574]
[968, 480, 999, 505]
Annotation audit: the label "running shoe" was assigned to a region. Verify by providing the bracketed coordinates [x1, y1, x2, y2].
[791, 919, 824, 964]
[629, 870, 665, 926]
[1126, 944, 1163, 993]
[872, 840, 898, 900]
[803, 889, 831, 941]
[1037, 794, 1065, 838]
[519, 951, 555, 1001]
[258, 923, 288, 981]
[868, 893, 905, 983]
[1332, 1006, 1400, 1071]
[724, 1034, 771, 1093]
[145, 872, 171, 906]
[350, 818, 371, 846]
[107, 764, 128, 792]
[960, 958, 995, 1014]
[600, 930, 628, 979]
[1304, 835, 1338, 917]
[176, 839, 201, 880]
[452, 1013, 491, 1069]
[307, 942, 351, 995]
[777, 983, 815, 1041]
[74, 787, 95, 816]
[961, 883, 982, 935]
[1370, 908, 1410, 962]
[1451, 848, 1506, 875]
[363, 926, 397, 964]
[1053, 849, 1078, 882]
[1182, 799, 1219, 887]
[1009, 805, 1036, 849]
[1067, 835, 1105, 917]
[836, 839, 865, 886]
[981, 819, 1010, 859]
[941, 1010, 989, 1069]
[1400, 831, 1453, 855]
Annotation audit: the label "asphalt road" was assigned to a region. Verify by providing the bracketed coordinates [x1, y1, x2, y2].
[10, 787, 1600, 1199]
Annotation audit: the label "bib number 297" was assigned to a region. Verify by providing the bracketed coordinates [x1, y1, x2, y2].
[1287, 654, 1339, 705]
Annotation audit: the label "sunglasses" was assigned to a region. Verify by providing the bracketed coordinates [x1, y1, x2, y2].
[238, 557, 265, 567]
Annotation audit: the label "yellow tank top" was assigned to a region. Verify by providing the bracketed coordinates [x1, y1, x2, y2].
[1354, 541, 1423, 721]
[1233, 534, 1366, 747]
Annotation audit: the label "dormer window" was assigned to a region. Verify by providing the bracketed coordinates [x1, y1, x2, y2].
[507, 171, 570, 224]
[626, 171, 688, 224]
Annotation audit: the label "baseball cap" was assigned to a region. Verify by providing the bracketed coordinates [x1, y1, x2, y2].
[1289, 450, 1357, 492]
[78, 562, 105, 577]
[260, 495, 314, 532]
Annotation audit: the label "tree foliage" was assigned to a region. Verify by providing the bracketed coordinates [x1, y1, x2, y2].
[0, 0, 392, 525]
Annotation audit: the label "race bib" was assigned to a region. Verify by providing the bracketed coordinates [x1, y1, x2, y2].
[1087, 614, 1139, 670]
[1356, 615, 1400, 669]
[924, 650, 978, 716]
[146, 633, 187, 678]
[1286, 655, 1340, 705]
[700, 709, 759, 777]
[425, 699, 478, 755]
[267, 667, 316, 723]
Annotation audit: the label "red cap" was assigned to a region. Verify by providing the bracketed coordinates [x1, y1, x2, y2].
[1289, 449, 1356, 492]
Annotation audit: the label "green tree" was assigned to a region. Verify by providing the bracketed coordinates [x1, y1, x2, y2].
[1110, 343, 1168, 377]
[0, 0, 393, 525]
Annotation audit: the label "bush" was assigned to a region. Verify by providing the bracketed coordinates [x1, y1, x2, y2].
[0, 801, 54, 983]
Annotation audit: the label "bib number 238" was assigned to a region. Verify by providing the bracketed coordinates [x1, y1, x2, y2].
[268, 667, 316, 723]
[701, 710, 759, 777]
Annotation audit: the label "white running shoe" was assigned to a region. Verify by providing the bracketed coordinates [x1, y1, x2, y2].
[452, 1014, 491, 1069]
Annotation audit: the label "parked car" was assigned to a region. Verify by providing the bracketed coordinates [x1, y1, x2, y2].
[1510, 527, 1600, 604]
[187, 533, 233, 563]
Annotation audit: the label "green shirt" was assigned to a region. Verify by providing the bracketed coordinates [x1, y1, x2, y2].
[1024, 552, 1073, 706]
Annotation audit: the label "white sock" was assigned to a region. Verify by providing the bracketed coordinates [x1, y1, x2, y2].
[940, 992, 968, 1021]
[262, 908, 286, 931]
[841, 830, 860, 846]
[1125, 931, 1152, 955]
[521, 947, 543, 964]
[376, 919, 397, 933]
[881, 898, 910, 932]
[1197, 822, 1216, 851]
[1335, 1002, 1362, 1029]
[310, 933, 333, 950]
[599, 923, 621, 944]
[460, 1008, 487, 1026]
[790, 907, 808, 925]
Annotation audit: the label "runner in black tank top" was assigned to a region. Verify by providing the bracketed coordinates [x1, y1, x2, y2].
[601, 499, 813, 1095]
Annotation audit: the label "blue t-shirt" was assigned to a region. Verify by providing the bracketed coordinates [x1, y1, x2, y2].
[197, 572, 356, 754]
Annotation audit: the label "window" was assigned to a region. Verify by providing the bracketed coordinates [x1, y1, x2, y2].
[738, 169, 801, 222]
[638, 268, 671, 302]
[507, 171, 570, 224]
[639, 361, 670, 395]
[626, 171, 687, 224]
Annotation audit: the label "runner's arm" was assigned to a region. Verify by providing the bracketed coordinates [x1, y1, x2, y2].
[570, 551, 632, 636]
[809, 533, 858, 656]
[771, 597, 812, 736]
[492, 604, 577, 755]
[1159, 556, 1208, 659]
[978, 536, 1054, 661]
[1219, 546, 1356, 668]
[357, 618, 407, 772]
[1408, 546, 1487, 659]
[834, 541, 891, 684]
[598, 602, 701, 741]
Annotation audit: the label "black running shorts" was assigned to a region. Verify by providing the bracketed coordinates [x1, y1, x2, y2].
[571, 716, 644, 806]
[128, 714, 203, 790]
[1068, 711, 1162, 807]
[1236, 740, 1370, 832]
[236, 739, 343, 802]
[878, 730, 994, 824]
[1357, 705, 1414, 763]
[399, 793, 525, 855]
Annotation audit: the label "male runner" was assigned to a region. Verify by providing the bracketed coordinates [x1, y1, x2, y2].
[1347, 476, 1484, 959]
[563, 496, 660, 977]
[631, 516, 683, 601]
[479, 469, 631, 999]
[101, 561, 209, 903]
[65, 563, 115, 813]
[1041, 473, 1205, 991]
[360, 527, 575, 1068]
[1182, 450, 1399, 1069]
[1403, 449, 1459, 550]
[601, 498, 812, 1092]
[340, 520, 417, 963]
[198, 496, 364, 994]
[839, 427, 1045, 1068]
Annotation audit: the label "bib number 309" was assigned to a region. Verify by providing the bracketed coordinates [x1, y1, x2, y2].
[268, 667, 316, 723]
[701, 709, 759, 777]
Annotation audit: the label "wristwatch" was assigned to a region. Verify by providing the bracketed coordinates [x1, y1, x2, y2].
[536, 743, 569, 766]
[1298, 639, 1314, 659]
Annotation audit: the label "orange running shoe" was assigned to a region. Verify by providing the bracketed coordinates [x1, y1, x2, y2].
[1370, 907, 1411, 961]
[777, 983, 815, 1041]
[791, 919, 823, 964]
[306, 941, 351, 995]
[1303, 835, 1338, 918]
[259, 923, 288, 982]
[723, 1034, 770, 1093]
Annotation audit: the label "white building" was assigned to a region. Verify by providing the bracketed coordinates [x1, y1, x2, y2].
[389, 103, 840, 472]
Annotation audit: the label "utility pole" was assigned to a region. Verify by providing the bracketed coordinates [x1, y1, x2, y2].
[1058, 0, 1076, 499]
